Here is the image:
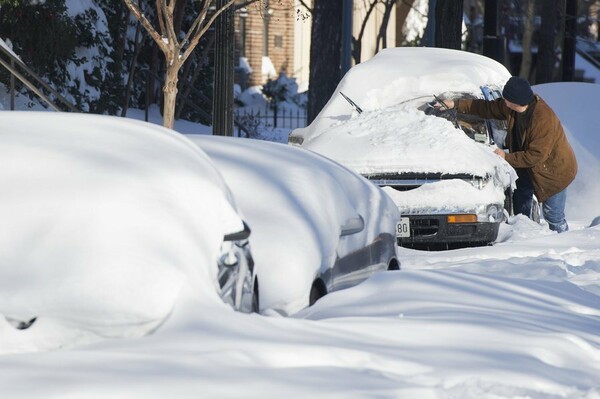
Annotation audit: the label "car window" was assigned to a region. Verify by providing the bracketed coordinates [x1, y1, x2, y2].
[481, 86, 509, 148]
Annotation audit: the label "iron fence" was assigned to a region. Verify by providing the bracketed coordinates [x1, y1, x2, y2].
[234, 105, 307, 137]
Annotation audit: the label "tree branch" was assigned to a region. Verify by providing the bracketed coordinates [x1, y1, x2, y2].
[182, 1, 210, 49]
[181, 0, 236, 63]
[123, 0, 168, 53]
[156, 0, 167, 37]
[297, 0, 312, 14]
[161, 0, 179, 48]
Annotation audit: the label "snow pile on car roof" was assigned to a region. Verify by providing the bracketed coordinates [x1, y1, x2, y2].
[0, 112, 243, 352]
[294, 47, 511, 145]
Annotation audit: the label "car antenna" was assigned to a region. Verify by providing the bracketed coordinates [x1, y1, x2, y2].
[433, 94, 460, 129]
[340, 92, 363, 114]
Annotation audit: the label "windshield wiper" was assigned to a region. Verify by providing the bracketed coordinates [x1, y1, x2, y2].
[340, 92, 363, 114]
[433, 94, 460, 129]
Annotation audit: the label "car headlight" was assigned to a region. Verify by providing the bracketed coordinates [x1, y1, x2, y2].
[217, 239, 255, 313]
[485, 204, 504, 222]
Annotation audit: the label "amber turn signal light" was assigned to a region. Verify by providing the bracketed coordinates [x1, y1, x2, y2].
[447, 214, 477, 224]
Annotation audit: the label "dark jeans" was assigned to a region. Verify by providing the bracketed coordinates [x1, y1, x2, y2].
[513, 168, 534, 218]
[513, 168, 569, 233]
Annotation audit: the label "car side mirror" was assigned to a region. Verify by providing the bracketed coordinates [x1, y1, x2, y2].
[224, 221, 251, 241]
[340, 215, 365, 236]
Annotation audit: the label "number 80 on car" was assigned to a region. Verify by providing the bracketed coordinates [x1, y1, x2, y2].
[396, 217, 410, 238]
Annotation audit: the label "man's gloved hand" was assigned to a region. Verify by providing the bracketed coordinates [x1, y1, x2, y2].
[431, 98, 455, 110]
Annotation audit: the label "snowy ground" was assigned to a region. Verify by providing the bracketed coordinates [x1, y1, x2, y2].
[0, 217, 598, 398]
[0, 82, 599, 398]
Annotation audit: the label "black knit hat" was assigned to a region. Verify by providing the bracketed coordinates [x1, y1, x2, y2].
[502, 76, 534, 106]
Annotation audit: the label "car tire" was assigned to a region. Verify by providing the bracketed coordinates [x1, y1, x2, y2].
[387, 259, 400, 271]
[309, 280, 326, 306]
[252, 279, 260, 313]
[504, 187, 514, 216]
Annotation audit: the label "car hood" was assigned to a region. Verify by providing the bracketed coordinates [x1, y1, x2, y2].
[304, 102, 514, 188]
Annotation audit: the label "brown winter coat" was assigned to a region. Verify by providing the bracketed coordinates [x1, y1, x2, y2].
[457, 96, 577, 203]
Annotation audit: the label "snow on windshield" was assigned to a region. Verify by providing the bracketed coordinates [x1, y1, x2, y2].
[294, 47, 512, 145]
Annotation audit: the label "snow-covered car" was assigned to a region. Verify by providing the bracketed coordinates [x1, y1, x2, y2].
[0, 112, 256, 341]
[289, 47, 516, 249]
[189, 135, 400, 316]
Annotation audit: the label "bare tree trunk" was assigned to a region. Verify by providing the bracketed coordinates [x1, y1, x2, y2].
[308, 0, 343, 123]
[123, 0, 235, 128]
[537, 0, 565, 84]
[163, 57, 183, 129]
[122, 19, 143, 116]
[376, 0, 395, 52]
[434, 0, 463, 49]
[519, 0, 535, 80]
[554, 1, 567, 81]
[352, 0, 378, 65]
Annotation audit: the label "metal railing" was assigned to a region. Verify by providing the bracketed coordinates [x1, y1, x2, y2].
[234, 105, 307, 137]
[576, 38, 600, 73]
[0, 43, 77, 112]
[1, 42, 306, 137]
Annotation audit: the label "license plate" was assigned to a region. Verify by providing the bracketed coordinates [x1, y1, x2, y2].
[396, 217, 410, 238]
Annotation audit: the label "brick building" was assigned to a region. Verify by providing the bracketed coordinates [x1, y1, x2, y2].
[234, 1, 420, 90]
[235, 1, 297, 88]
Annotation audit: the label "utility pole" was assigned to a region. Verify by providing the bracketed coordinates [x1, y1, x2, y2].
[212, 0, 235, 136]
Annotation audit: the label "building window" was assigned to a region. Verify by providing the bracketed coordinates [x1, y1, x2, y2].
[274, 34, 283, 48]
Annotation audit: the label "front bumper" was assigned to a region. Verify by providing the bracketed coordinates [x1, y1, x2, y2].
[397, 214, 501, 250]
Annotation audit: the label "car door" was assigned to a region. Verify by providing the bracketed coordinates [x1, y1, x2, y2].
[331, 215, 380, 292]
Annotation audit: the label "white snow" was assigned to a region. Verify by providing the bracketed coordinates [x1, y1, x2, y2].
[292, 47, 512, 145]
[402, 0, 428, 43]
[262, 56, 276, 79]
[0, 112, 244, 353]
[533, 82, 600, 221]
[0, 42, 600, 398]
[188, 135, 400, 315]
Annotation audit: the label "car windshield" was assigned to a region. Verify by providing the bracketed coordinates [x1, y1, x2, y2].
[408, 92, 490, 143]
[425, 107, 488, 142]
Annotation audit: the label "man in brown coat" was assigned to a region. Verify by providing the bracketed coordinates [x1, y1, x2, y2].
[439, 76, 578, 233]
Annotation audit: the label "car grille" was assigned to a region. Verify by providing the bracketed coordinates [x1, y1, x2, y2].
[366, 172, 480, 192]
[411, 218, 439, 236]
